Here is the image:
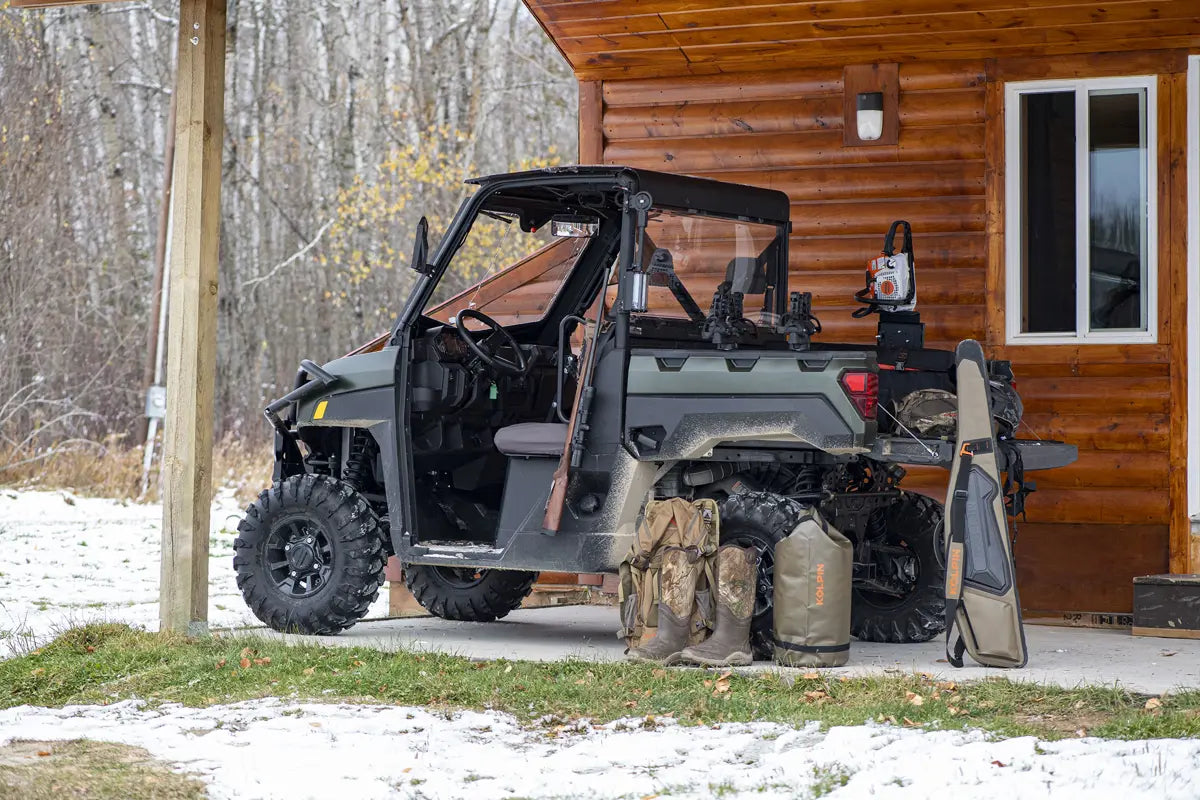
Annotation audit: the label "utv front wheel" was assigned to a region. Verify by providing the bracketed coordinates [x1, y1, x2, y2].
[233, 475, 386, 635]
[404, 565, 537, 622]
[850, 492, 946, 643]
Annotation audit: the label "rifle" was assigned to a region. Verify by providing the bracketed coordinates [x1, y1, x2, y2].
[543, 289, 608, 534]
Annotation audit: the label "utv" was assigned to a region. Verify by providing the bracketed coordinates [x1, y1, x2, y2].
[233, 166, 1075, 655]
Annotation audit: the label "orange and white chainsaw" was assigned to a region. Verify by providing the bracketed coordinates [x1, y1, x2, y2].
[854, 220, 916, 318]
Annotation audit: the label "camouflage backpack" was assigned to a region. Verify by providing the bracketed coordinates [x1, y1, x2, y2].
[618, 497, 720, 650]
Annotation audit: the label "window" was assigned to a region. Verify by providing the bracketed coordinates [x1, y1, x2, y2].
[424, 207, 590, 327]
[1005, 77, 1157, 343]
[635, 210, 781, 323]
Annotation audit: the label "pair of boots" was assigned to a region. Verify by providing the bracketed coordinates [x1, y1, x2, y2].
[628, 544, 757, 667]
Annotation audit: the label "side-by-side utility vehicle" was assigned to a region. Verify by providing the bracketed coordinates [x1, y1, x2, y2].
[233, 166, 1076, 656]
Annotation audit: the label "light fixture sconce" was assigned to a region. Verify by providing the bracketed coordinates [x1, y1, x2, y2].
[844, 64, 898, 147]
[856, 92, 884, 141]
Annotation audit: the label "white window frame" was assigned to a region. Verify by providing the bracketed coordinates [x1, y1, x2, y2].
[1004, 76, 1159, 345]
[1187, 56, 1199, 520]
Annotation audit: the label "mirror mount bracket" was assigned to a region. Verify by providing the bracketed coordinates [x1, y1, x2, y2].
[409, 216, 436, 276]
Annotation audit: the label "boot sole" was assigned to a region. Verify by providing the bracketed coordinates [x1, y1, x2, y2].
[677, 651, 753, 667]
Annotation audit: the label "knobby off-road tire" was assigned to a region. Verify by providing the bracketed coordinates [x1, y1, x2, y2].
[234, 475, 386, 635]
[850, 492, 946, 644]
[404, 565, 537, 622]
[717, 491, 807, 661]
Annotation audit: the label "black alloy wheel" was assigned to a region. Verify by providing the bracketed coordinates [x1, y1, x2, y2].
[234, 474, 386, 635]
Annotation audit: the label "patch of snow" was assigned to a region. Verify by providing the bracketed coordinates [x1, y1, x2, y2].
[0, 489, 388, 646]
[0, 699, 1197, 799]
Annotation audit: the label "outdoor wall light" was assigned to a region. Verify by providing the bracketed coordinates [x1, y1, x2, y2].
[843, 64, 898, 147]
[856, 91, 884, 141]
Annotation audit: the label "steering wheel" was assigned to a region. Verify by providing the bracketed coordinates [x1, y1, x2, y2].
[455, 308, 529, 376]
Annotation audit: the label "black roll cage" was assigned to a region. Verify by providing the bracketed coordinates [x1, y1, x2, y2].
[388, 166, 793, 344]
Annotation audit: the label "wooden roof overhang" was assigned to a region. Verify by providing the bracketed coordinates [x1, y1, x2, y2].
[523, 0, 1200, 80]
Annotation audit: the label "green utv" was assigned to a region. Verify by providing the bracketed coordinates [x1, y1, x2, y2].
[233, 166, 1076, 655]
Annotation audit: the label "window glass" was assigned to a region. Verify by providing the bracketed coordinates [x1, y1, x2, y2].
[1088, 89, 1148, 331]
[1020, 92, 1076, 334]
[1008, 79, 1155, 343]
[636, 210, 779, 322]
[425, 221, 587, 327]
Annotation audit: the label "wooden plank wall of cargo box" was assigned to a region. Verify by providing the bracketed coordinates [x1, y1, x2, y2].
[518, 0, 1200, 619]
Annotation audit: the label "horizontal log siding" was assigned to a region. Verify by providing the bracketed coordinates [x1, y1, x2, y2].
[603, 60, 986, 352]
[598, 58, 1172, 613]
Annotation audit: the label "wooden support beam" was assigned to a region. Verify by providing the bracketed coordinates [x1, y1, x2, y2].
[578, 80, 604, 164]
[159, 0, 226, 635]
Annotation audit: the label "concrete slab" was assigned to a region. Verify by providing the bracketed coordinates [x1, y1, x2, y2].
[247, 606, 1200, 696]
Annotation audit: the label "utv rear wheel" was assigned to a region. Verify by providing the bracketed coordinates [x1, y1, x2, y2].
[717, 491, 807, 660]
[233, 475, 386, 635]
[404, 565, 537, 622]
[850, 492, 946, 644]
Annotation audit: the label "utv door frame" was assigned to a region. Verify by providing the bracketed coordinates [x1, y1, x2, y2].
[385, 171, 639, 550]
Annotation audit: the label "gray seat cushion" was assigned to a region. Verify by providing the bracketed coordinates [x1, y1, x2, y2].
[493, 422, 569, 457]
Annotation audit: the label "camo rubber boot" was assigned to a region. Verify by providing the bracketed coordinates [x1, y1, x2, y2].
[678, 545, 756, 667]
[627, 546, 703, 665]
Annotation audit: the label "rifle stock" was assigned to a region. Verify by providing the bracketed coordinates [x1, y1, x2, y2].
[543, 303, 605, 533]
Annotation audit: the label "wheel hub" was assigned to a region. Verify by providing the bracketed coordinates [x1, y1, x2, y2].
[287, 542, 317, 571]
[265, 519, 333, 599]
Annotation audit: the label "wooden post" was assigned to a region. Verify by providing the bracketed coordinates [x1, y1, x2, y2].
[578, 80, 604, 164]
[159, 0, 226, 635]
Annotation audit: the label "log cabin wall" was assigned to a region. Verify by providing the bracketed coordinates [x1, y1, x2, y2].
[524, 0, 1200, 616]
[585, 59, 1179, 615]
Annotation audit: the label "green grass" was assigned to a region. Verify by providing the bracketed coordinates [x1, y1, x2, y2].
[2, 623, 1198, 742]
[809, 764, 854, 798]
[0, 739, 206, 800]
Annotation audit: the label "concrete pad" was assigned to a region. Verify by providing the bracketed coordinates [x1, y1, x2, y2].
[247, 605, 1200, 695]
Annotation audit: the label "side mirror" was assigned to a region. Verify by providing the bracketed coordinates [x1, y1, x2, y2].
[410, 216, 435, 276]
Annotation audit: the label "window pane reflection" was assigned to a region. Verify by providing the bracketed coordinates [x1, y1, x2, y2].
[1088, 89, 1148, 331]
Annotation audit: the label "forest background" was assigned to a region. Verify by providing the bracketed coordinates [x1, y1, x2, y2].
[0, 0, 576, 489]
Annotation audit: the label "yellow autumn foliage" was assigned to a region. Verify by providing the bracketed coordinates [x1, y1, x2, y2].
[320, 126, 561, 317]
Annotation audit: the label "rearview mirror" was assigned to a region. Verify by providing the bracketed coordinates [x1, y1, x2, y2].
[549, 214, 599, 238]
[410, 216, 435, 276]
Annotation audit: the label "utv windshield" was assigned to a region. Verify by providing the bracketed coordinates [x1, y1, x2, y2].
[424, 205, 589, 327]
[631, 209, 783, 324]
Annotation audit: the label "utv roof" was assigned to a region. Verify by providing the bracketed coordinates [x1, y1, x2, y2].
[466, 165, 791, 226]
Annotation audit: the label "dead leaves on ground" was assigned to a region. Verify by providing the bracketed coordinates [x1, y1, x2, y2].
[701, 670, 733, 698]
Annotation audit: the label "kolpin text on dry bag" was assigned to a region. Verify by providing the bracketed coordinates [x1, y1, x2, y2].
[773, 507, 853, 668]
[943, 339, 1028, 669]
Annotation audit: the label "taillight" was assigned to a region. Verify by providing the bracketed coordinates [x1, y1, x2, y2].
[840, 370, 878, 419]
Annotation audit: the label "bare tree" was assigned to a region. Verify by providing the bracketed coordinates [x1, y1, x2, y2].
[0, 0, 575, 460]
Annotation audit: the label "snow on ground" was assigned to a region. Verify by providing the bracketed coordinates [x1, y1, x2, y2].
[0, 488, 388, 644]
[1, 698, 1198, 800]
[2, 488, 1198, 799]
